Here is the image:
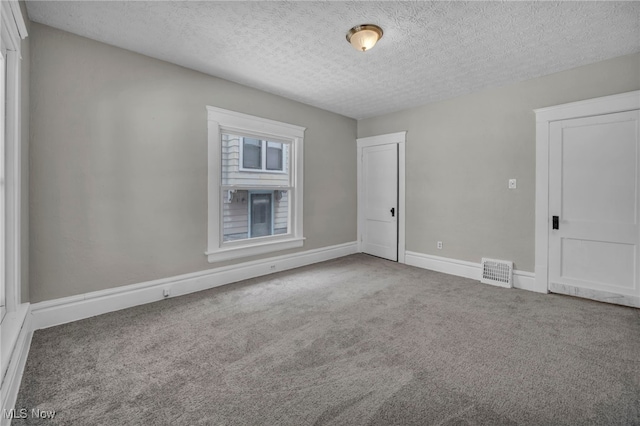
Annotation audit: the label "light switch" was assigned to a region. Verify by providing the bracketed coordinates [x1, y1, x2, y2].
[508, 179, 517, 189]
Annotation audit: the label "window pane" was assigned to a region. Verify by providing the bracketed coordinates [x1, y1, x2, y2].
[221, 132, 290, 187]
[222, 190, 289, 242]
[242, 138, 262, 169]
[266, 141, 283, 171]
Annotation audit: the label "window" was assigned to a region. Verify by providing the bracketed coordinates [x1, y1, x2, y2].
[206, 106, 305, 262]
[240, 138, 285, 172]
[242, 138, 261, 169]
[221, 133, 289, 242]
[266, 142, 284, 171]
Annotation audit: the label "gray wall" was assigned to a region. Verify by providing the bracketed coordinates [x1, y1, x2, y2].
[358, 53, 640, 272]
[19, 0, 30, 303]
[29, 23, 357, 302]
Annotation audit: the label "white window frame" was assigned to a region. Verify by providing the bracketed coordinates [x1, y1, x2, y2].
[206, 106, 305, 262]
[239, 137, 287, 174]
[0, 0, 27, 323]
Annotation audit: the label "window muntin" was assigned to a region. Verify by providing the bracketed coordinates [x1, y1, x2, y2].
[207, 106, 304, 262]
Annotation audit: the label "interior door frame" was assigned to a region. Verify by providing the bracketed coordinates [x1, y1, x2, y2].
[533, 90, 640, 294]
[356, 131, 406, 263]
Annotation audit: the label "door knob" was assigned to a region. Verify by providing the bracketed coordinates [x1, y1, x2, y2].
[390, 207, 395, 217]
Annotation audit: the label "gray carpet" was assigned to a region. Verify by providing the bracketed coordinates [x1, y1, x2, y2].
[14, 254, 640, 425]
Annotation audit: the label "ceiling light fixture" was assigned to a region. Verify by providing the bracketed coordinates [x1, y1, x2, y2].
[346, 24, 383, 52]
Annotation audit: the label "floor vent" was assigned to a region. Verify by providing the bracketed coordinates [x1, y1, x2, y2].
[480, 258, 513, 288]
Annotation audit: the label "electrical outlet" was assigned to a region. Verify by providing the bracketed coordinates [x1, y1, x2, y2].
[270, 264, 276, 271]
[437, 241, 443, 250]
[508, 179, 517, 189]
[163, 289, 170, 298]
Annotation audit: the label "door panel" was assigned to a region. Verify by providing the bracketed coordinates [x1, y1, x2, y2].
[362, 144, 398, 261]
[560, 239, 635, 289]
[549, 110, 639, 301]
[561, 120, 637, 224]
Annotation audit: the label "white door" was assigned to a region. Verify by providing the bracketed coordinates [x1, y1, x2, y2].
[549, 110, 640, 306]
[361, 143, 398, 261]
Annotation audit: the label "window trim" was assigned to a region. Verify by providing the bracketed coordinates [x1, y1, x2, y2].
[238, 137, 287, 174]
[206, 106, 305, 262]
[0, 0, 27, 388]
[0, 0, 26, 325]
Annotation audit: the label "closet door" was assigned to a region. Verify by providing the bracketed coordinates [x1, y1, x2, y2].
[548, 110, 639, 305]
[361, 143, 398, 261]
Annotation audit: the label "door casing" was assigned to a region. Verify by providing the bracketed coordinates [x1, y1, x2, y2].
[356, 132, 406, 263]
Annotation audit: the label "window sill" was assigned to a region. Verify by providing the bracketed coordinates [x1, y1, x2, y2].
[206, 237, 305, 262]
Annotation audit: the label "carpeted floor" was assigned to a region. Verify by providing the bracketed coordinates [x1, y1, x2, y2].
[14, 254, 640, 425]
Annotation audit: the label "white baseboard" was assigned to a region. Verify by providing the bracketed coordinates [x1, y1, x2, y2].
[512, 270, 539, 293]
[404, 251, 542, 293]
[405, 252, 479, 280]
[1, 304, 33, 425]
[31, 242, 358, 331]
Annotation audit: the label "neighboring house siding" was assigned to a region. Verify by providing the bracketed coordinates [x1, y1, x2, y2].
[223, 192, 249, 240]
[273, 191, 288, 234]
[221, 135, 289, 240]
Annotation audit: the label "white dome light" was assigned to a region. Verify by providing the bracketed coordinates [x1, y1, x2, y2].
[346, 24, 383, 52]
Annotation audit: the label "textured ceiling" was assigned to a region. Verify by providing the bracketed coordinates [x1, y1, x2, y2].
[26, 1, 640, 119]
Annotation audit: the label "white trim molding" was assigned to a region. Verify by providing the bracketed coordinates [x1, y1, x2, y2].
[534, 91, 640, 295]
[206, 106, 306, 262]
[204, 237, 305, 262]
[356, 131, 407, 264]
[31, 242, 357, 331]
[1, 0, 27, 319]
[1, 1, 26, 58]
[405, 251, 539, 293]
[0, 1, 29, 419]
